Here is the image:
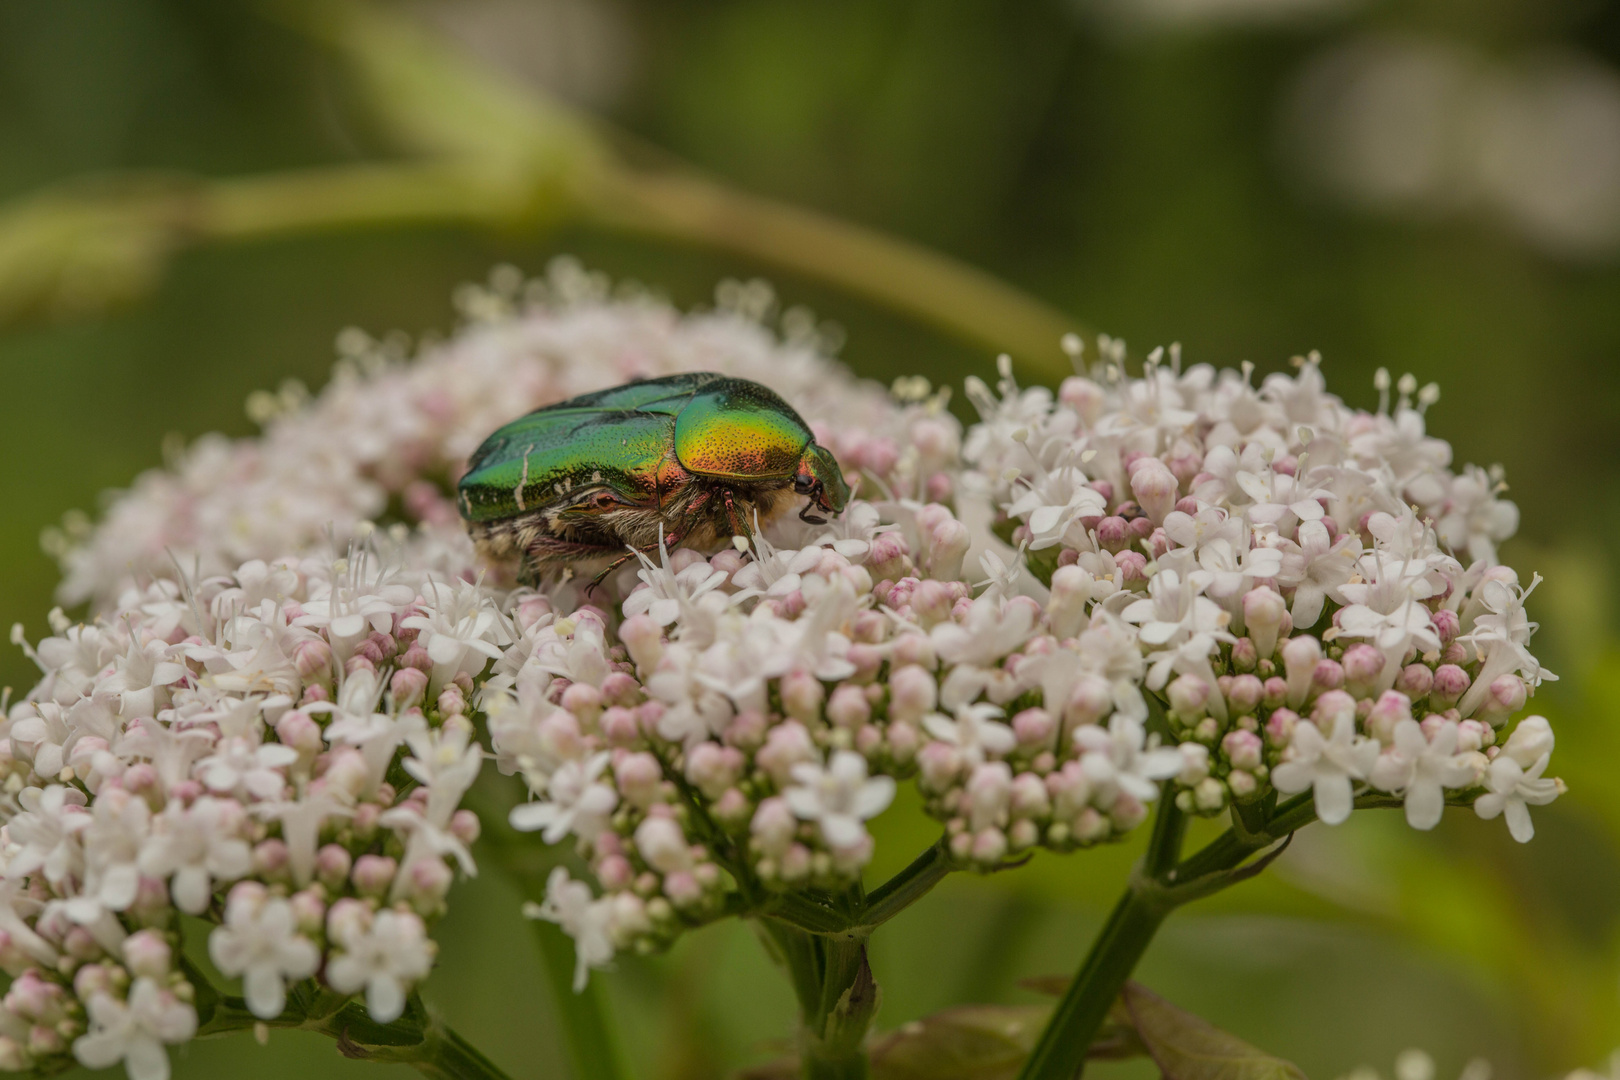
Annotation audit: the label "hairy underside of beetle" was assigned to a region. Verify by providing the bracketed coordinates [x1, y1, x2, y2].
[467, 477, 799, 584]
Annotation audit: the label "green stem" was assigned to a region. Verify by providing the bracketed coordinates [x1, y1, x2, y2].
[1015, 795, 1182, 1080]
[761, 920, 878, 1080]
[856, 840, 952, 930]
[530, 918, 633, 1080]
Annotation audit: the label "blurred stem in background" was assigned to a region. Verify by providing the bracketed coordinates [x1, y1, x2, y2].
[0, 0, 1080, 380]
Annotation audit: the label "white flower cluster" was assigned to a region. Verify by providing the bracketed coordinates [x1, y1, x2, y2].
[0, 542, 496, 1080]
[48, 259, 926, 610]
[34, 262, 1562, 1006]
[969, 344, 1561, 839]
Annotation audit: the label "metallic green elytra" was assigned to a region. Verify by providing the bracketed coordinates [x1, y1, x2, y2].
[457, 372, 851, 582]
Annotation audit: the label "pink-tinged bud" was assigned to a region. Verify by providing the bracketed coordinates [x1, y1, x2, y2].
[889, 665, 938, 721]
[634, 817, 692, 875]
[846, 644, 885, 684]
[826, 684, 871, 730]
[596, 854, 635, 891]
[634, 701, 666, 737]
[917, 741, 961, 791]
[404, 858, 454, 910]
[662, 871, 703, 908]
[781, 670, 825, 723]
[1266, 708, 1300, 745]
[619, 614, 664, 671]
[352, 855, 397, 898]
[1242, 587, 1287, 659]
[1171, 495, 1199, 517]
[289, 889, 326, 936]
[399, 644, 432, 672]
[300, 683, 330, 705]
[912, 579, 956, 626]
[352, 639, 385, 667]
[1226, 674, 1264, 715]
[600, 671, 639, 707]
[1226, 637, 1255, 673]
[450, 809, 481, 846]
[1176, 743, 1210, 786]
[1222, 730, 1264, 771]
[615, 752, 663, 809]
[1282, 636, 1322, 707]
[1226, 771, 1256, 800]
[757, 722, 817, 785]
[685, 743, 738, 800]
[1311, 689, 1357, 728]
[1432, 608, 1461, 647]
[1167, 674, 1210, 720]
[1262, 677, 1287, 709]
[1065, 676, 1112, 727]
[295, 638, 331, 678]
[600, 707, 639, 747]
[1312, 659, 1344, 697]
[1430, 664, 1470, 708]
[1366, 691, 1414, 744]
[561, 682, 602, 719]
[750, 796, 798, 857]
[890, 632, 936, 670]
[1441, 641, 1467, 666]
[1477, 674, 1527, 726]
[1116, 550, 1148, 582]
[251, 841, 293, 880]
[1096, 517, 1131, 552]
[1395, 664, 1434, 699]
[723, 709, 767, 751]
[1012, 708, 1055, 748]
[513, 593, 553, 632]
[1059, 375, 1105, 420]
[390, 666, 429, 706]
[437, 684, 466, 716]
[1009, 772, 1052, 818]
[73, 962, 113, 1001]
[1341, 644, 1385, 698]
[868, 530, 910, 575]
[315, 844, 353, 891]
[925, 519, 971, 581]
[1129, 458, 1180, 524]
[122, 929, 171, 980]
[344, 654, 377, 679]
[971, 828, 1009, 866]
[1110, 794, 1148, 832]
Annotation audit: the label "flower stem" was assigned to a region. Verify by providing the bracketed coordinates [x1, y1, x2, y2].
[530, 918, 634, 1080]
[760, 920, 879, 1080]
[1015, 796, 1182, 1080]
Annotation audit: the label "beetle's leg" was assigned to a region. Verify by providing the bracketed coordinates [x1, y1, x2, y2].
[720, 489, 750, 543]
[587, 526, 690, 592]
[798, 502, 827, 526]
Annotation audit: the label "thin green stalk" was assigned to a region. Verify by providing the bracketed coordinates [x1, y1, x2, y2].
[530, 918, 634, 1080]
[760, 920, 878, 1080]
[856, 840, 952, 930]
[1015, 796, 1182, 1080]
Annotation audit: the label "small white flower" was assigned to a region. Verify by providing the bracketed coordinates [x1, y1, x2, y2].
[525, 867, 615, 992]
[325, 907, 437, 1023]
[510, 751, 619, 843]
[622, 534, 730, 625]
[784, 751, 896, 852]
[922, 703, 1017, 769]
[138, 797, 253, 914]
[1073, 715, 1184, 804]
[1474, 717, 1563, 842]
[72, 979, 197, 1080]
[208, 889, 321, 1019]
[1368, 720, 1478, 830]
[1271, 709, 1380, 825]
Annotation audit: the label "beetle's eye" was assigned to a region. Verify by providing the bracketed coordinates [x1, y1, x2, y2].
[594, 493, 618, 509]
[793, 473, 816, 494]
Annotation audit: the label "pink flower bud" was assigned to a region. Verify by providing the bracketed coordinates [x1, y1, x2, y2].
[1129, 458, 1180, 524]
[1341, 644, 1385, 698]
[1366, 691, 1414, 744]
[1312, 658, 1345, 696]
[437, 684, 466, 716]
[294, 639, 332, 678]
[1266, 708, 1300, 745]
[686, 743, 739, 799]
[917, 741, 961, 791]
[600, 707, 639, 747]
[122, 930, 171, 980]
[1065, 676, 1113, 727]
[1227, 674, 1264, 715]
[352, 854, 397, 897]
[1311, 689, 1357, 727]
[315, 844, 353, 890]
[450, 808, 481, 846]
[1222, 730, 1264, 771]
[1430, 664, 1471, 708]
[912, 579, 956, 625]
[1096, 517, 1131, 552]
[1394, 664, 1434, 699]
[390, 666, 429, 706]
[1012, 708, 1055, 748]
[619, 614, 664, 671]
[615, 752, 663, 808]
[1477, 674, 1527, 726]
[1116, 550, 1148, 582]
[561, 681, 602, 719]
[1432, 608, 1460, 647]
[925, 519, 971, 581]
[1009, 772, 1051, 818]
[399, 644, 432, 672]
[723, 709, 767, 750]
[781, 670, 825, 723]
[971, 828, 1009, 866]
[404, 858, 454, 910]
[1263, 676, 1287, 709]
[1167, 673, 1210, 720]
[889, 665, 937, 721]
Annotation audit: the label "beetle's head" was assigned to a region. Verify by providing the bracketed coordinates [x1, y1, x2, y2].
[793, 444, 850, 524]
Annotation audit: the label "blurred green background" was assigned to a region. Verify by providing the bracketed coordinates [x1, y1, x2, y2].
[4, 1, 1620, 1077]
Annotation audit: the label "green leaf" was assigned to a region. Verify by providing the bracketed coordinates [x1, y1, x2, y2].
[1122, 982, 1308, 1080]
[869, 1004, 1052, 1080]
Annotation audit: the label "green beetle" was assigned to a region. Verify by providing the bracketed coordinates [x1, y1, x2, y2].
[457, 372, 851, 583]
